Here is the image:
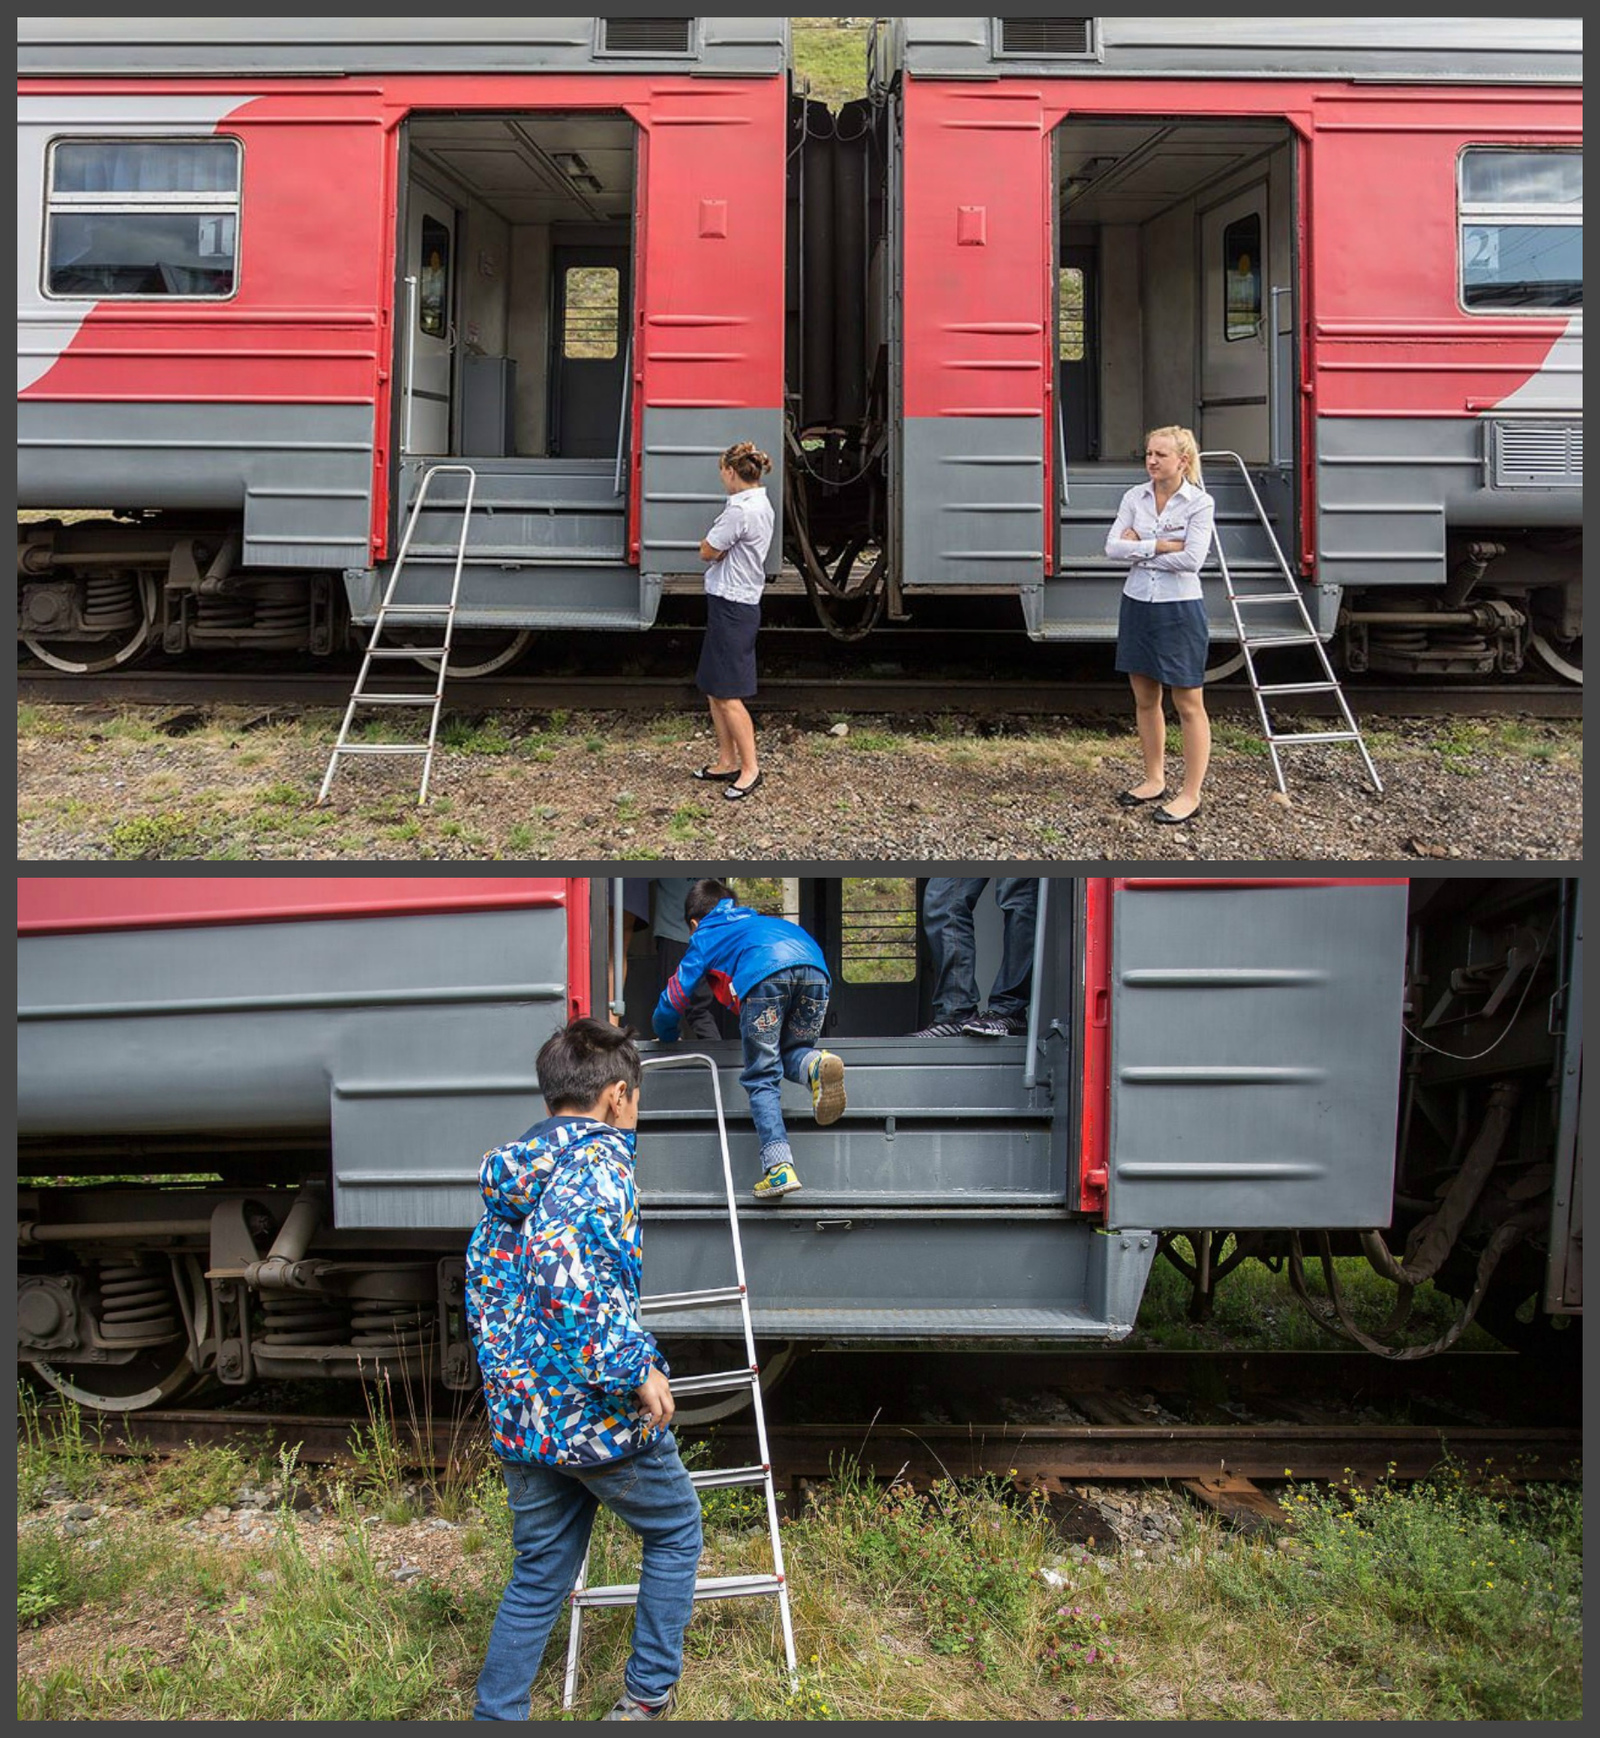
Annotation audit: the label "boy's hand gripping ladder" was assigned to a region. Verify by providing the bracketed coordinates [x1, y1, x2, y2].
[561, 1051, 800, 1711]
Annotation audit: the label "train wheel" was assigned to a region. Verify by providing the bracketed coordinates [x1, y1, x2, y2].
[409, 629, 534, 680]
[29, 1350, 200, 1414]
[670, 1342, 798, 1426]
[1203, 647, 1247, 682]
[22, 574, 159, 673]
[1529, 632, 1582, 685]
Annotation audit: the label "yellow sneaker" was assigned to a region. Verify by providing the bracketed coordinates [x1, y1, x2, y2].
[808, 1051, 846, 1125]
[752, 1162, 802, 1201]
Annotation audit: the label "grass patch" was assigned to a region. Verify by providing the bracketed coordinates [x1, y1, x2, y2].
[791, 18, 869, 104]
[105, 811, 201, 860]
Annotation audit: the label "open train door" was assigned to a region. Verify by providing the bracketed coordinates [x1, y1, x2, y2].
[1105, 879, 1408, 1231]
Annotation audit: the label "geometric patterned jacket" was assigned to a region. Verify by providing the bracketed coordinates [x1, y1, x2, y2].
[464, 1114, 666, 1467]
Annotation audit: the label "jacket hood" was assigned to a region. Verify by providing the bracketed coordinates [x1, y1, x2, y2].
[477, 1114, 637, 1224]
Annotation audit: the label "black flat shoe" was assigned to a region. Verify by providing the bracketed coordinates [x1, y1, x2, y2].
[724, 771, 764, 801]
[1153, 802, 1201, 826]
[692, 765, 740, 782]
[1116, 787, 1167, 808]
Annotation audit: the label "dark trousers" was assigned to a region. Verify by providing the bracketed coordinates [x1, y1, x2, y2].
[923, 877, 1039, 1022]
[656, 937, 724, 1040]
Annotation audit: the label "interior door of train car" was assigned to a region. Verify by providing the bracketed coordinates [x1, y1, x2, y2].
[1104, 880, 1409, 1232]
[405, 190, 459, 456]
[550, 244, 630, 458]
[1198, 186, 1271, 462]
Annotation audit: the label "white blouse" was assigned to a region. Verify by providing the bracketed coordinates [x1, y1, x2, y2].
[1104, 477, 1215, 604]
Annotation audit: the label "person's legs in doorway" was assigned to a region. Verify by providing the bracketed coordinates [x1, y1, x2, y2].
[914, 877, 987, 1036]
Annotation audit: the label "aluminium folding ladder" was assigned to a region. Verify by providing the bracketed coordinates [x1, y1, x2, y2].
[316, 463, 478, 807]
[561, 1051, 799, 1712]
[1200, 449, 1384, 798]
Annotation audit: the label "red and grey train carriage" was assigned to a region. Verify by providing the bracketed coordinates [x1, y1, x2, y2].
[872, 16, 1583, 679]
[16, 17, 1584, 685]
[17, 875, 1581, 1413]
[17, 17, 789, 674]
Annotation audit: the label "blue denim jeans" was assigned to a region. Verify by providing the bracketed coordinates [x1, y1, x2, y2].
[473, 1430, 703, 1720]
[738, 964, 829, 1166]
[923, 877, 1039, 1022]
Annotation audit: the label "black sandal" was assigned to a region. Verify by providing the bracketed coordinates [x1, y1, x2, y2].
[1153, 802, 1201, 826]
[692, 765, 740, 782]
[724, 771, 764, 801]
[1116, 787, 1167, 808]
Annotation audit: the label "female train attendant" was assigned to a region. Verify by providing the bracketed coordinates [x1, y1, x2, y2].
[690, 441, 776, 801]
[1104, 426, 1216, 826]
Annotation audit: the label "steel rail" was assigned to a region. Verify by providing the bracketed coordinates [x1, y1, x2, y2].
[16, 670, 1581, 720]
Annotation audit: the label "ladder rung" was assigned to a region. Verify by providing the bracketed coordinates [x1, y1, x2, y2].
[688, 1464, 770, 1491]
[1265, 730, 1362, 746]
[639, 1286, 745, 1315]
[669, 1366, 759, 1398]
[1244, 632, 1321, 648]
[377, 605, 452, 617]
[329, 743, 431, 757]
[1230, 592, 1304, 605]
[365, 645, 450, 659]
[1257, 682, 1341, 696]
[349, 693, 442, 706]
[573, 1573, 782, 1610]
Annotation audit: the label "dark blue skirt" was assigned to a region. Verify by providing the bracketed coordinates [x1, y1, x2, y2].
[695, 592, 760, 700]
[1115, 593, 1210, 690]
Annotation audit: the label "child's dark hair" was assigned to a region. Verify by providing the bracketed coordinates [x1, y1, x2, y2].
[537, 1017, 642, 1112]
[685, 878, 735, 927]
[720, 441, 772, 484]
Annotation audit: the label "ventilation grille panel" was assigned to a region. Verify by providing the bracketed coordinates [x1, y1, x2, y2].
[1492, 419, 1583, 488]
[600, 18, 694, 56]
[997, 17, 1095, 58]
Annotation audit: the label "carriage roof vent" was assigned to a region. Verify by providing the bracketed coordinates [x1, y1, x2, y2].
[995, 18, 1096, 59]
[599, 18, 695, 57]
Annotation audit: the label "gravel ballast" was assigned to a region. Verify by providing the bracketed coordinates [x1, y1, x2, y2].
[16, 704, 1582, 862]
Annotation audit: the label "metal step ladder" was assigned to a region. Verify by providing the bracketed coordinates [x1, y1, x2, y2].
[561, 1050, 799, 1713]
[316, 463, 478, 807]
[1200, 450, 1383, 797]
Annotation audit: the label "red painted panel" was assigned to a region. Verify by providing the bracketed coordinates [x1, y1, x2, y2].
[1078, 877, 1112, 1218]
[19, 72, 787, 564]
[565, 878, 592, 1022]
[1115, 877, 1408, 891]
[17, 876, 570, 934]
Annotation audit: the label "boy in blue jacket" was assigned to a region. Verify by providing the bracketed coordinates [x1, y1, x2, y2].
[465, 1018, 700, 1722]
[652, 879, 845, 1200]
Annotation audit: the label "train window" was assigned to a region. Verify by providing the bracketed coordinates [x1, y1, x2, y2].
[1222, 214, 1263, 341]
[1459, 148, 1582, 313]
[43, 138, 240, 299]
[418, 216, 451, 338]
[562, 266, 621, 360]
[839, 878, 918, 985]
[1059, 267, 1085, 362]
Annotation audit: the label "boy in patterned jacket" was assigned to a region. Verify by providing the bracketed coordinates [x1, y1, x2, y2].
[466, 1018, 701, 1722]
[652, 879, 846, 1201]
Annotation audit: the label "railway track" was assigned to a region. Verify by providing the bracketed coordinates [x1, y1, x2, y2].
[33, 1351, 1581, 1489]
[15, 667, 1582, 720]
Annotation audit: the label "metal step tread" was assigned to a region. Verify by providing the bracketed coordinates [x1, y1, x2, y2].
[328, 743, 431, 757]
[573, 1572, 783, 1609]
[1229, 591, 1306, 605]
[349, 693, 443, 706]
[688, 1464, 770, 1492]
[1257, 682, 1340, 696]
[1244, 632, 1322, 648]
[640, 1305, 1132, 1338]
[365, 645, 450, 659]
[1265, 730, 1363, 746]
[639, 1285, 745, 1315]
[670, 1366, 759, 1398]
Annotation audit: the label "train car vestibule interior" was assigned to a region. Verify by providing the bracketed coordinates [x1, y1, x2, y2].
[607, 876, 1068, 1045]
[401, 113, 636, 465]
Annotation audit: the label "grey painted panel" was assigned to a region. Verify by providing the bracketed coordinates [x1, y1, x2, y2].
[1107, 884, 1407, 1229]
[640, 407, 784, 581]
[902, 416, 1045, 589]
[890, 17, 1580, 83]
[18, 18, 789, 77]
[1315, 417, 1580, 591]
[17, 401, 374, 569]
[17, 908, 567, 1146]
[342, 560, 653, 630]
